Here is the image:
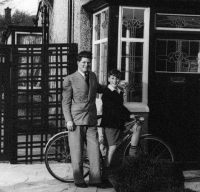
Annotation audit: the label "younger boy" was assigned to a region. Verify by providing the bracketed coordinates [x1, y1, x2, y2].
[100, 69, 141, 167]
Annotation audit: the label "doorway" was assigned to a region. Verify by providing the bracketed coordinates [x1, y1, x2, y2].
[149, 16, 200, 162]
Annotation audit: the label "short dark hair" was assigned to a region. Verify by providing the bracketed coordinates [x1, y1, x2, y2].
[108, 69, 121, 79]
[77, 51, 92, 61]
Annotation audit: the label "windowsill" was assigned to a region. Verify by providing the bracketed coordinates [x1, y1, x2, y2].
[124, 102, 149, 113]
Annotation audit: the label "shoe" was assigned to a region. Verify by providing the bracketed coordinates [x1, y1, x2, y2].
[89, 182, 113, 188]
[75, 182, 88, 188]
[102, 179, 113, 188]
[102, 166, 112, 178]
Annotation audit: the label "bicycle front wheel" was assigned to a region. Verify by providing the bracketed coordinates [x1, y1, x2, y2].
[45, 132, 73, 182]
[125, 135, 174, 163]
[44, 131, 89, 183]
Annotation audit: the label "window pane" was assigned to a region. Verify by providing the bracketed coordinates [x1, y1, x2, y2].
[156, 39, 200, 73]
[93, 43, 108, 84]
[156, 13, 200, 30]
[100, 42, 108, 84]
[121, 42, 143, 102]
[101, 9, 109, 39]
[94, 9, 109, 40]
[93, 44, 100, 79]
[122, 8, 144, 38]
[94, 14, 101, 40]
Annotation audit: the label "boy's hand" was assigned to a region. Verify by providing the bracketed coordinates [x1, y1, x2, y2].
[130, 114, 135, 119]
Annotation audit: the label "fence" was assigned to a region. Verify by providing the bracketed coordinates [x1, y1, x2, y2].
[0, 43, 77, 163]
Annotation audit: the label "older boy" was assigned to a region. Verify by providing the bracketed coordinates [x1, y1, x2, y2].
[62, 51, 103, 188]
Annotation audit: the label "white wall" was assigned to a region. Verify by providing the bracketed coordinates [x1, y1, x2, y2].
[48, 0, 92, 51]
[49, 0, 68, 43]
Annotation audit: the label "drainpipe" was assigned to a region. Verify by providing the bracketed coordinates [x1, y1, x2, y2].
[68, 0, 72, 44]
[42, 4, 48, 45]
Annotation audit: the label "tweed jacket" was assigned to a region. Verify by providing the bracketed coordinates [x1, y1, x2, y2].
[62, 71, 102, 126]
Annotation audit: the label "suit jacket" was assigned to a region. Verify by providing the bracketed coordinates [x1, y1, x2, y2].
[62, 71, 102, 126]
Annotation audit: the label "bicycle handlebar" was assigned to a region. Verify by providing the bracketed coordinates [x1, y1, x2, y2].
[97, 114, 144, 128]
[134, 115, 145, 123]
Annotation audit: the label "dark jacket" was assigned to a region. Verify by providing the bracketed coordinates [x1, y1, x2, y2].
[100, 87, 130, 129]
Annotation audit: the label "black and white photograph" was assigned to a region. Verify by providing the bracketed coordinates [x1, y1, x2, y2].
[0, 0, 200, 191]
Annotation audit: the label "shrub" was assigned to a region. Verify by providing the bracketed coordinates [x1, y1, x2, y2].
[108, 155, 195, 192]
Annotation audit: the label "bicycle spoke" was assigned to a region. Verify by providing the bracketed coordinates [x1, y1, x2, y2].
[148, 144, 170, 162]
[140, 137, 174, 163]
[45, 132, 90, 182]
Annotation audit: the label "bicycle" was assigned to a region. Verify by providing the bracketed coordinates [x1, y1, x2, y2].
[44, 115, 174, 183]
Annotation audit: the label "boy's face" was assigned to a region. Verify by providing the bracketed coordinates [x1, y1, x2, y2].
[108, 75, 120, 89]
[77, 57, 91, 73]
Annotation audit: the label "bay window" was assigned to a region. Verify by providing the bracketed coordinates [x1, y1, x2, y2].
[117, 7, 150, 103]
[92, 5, 150, 105]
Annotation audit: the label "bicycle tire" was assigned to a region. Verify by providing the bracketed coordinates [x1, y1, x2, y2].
[44, 131, 89, 183]
[124, 135, 174, 163]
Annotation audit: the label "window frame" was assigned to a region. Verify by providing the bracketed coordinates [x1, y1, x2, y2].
[92, 7, 109, 85]
[117, 6, 150, 104]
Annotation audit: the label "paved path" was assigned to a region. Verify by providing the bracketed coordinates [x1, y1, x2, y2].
[0, 163, 115, 192]
[184, 170, 200, 192]
[0, 163, 200, 192]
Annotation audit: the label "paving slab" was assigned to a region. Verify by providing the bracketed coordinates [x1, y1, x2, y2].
[184, 170, 200, 192]
[0, 163, 200, 192]
[0, 163, 115, 192]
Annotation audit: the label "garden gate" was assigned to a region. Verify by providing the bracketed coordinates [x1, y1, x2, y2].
[0, 43, 77, 163]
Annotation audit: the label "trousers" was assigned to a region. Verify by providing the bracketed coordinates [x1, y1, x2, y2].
[68, 125, 101, 184]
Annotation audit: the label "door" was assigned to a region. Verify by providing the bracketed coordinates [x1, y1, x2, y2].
[149, 35, 200, 162]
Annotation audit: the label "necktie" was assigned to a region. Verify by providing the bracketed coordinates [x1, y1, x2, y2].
[84, 71, 90, 87]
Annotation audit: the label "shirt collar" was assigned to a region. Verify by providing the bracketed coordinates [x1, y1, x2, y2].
[108, 84, 121, 93]
[78, 69, 85, 77]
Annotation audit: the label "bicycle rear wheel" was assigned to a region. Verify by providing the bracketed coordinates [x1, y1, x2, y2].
[45, 131, 89, 183]
[124, 135, 174, 163]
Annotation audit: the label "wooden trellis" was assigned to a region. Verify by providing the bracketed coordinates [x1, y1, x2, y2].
[0, 43, 77, 163]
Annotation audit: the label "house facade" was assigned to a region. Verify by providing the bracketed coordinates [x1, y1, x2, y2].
[40, 0, 200, 163]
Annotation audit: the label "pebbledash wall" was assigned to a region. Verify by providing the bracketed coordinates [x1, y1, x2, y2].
[48, 0, 92, 52]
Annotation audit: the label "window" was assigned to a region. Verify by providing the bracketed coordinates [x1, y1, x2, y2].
[16, 33, 42, 89]
[155, 13, 200, 31]
[155, 13, 200, 73]
[117, 7, 150, 103]
[92, 8, 109, 85]
[156, 39, 200, 73]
